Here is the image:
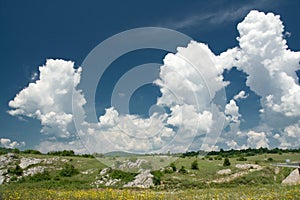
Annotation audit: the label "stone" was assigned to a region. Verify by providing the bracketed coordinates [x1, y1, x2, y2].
[124, 170, 154, 188]
[217, 169, 232, 175]
[19, 157, 43, 169]
[282, 169, 300, 186]
[0, 175, 5, 185]
[100, 168, 110, 175]
[235, 164, 262, 170]
[23, 166, 45, 177]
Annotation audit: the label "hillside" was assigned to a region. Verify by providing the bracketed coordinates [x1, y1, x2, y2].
[0, 150, 300, 199]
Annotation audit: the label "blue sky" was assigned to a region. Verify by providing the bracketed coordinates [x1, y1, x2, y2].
[1, 0, 300, 153]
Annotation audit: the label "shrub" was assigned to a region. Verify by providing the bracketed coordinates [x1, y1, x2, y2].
[223, 158, 231, 166]
[170, 162, 177, 172]
[236, 157, 247, 161]
[151, 170, 163, 185]
[59, 163, 79, 177]
[29, 171, 51, 182]
[179, 166, 188, 174]
[191, 160, 199, 170]
[23, 149, 42, 154]
[267, 157, 274, 162]
[8, 165, 23, 176]
[12, 148, 20, 154]
[110, 170, 136, 183]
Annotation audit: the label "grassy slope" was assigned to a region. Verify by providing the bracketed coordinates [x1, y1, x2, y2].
[0, 152, 299, 199]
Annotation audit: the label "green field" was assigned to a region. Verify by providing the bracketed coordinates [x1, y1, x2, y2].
[0, 152, 299, 199]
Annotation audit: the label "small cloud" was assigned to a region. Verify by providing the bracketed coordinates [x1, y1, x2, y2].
[233, 90, 249, 100]
[0, 138, 26, 149]
[284, 31, 291, 38]
[30, 72, 38, 81]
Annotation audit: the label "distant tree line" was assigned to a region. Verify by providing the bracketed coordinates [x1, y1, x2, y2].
[1, 146, 300, 157]
[180, 147, 300, 158]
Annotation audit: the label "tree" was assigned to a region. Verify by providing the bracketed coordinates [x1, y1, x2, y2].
[191, 160, 199, 170]
[59, 163, 79, 177]
[223, 158, 231, 166]
[179, 166, 188, 174]
[170, 162, 177, 172]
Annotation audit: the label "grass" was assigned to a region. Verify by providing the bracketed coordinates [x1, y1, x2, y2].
[1, 185, 300, 199]
[0, 152, 299, 199]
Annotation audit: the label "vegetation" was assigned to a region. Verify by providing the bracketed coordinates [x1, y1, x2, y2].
[8, 165, 23, 176]
[59, 163, 79, 177]
[179, 165, 188, 174]
[0, 147, 300, 199]
[169, 162, 177, 172]
[109, 170, 137, 183]
[191, 160, 199, 170]
[223, 158, 231, 166]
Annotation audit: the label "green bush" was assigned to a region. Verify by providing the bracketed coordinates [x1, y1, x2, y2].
[151, 170, 163, 185]
[29, 171, 51, 182]
[236, 157, 247, 161]
[59, 163, 79, 177]
[223, 158, 231, 166]
[8, 165, 23, 176]
[267, 157, 274, 162]
[179, 166, 188, 174]
[110, 170, 136, 183]
[191, 160, 199, 170]
[169, 162, 177, 172]
[23, 149, 42, 154]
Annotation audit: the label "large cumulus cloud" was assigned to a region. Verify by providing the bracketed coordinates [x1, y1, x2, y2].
[8, 10, 300, 153]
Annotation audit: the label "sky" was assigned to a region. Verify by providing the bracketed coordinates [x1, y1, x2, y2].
[0, 0, 300, 154]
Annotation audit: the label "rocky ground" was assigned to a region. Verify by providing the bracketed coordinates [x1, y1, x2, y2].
[0, 153, 67, 185]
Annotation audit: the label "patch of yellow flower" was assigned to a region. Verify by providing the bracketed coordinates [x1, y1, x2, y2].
[1, 186, 300, 200]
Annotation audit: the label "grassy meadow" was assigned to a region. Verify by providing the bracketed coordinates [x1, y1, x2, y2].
[0, 151, 299, 199]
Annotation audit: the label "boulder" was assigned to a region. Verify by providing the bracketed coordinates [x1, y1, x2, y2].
[19, 157, 43, 169]
[282, 169, 300, 186]
[124, 170, 154, 188]
[217, 169, 232, 175]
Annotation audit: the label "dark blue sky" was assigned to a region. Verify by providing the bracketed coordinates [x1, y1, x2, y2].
[1, 0, 299, 150]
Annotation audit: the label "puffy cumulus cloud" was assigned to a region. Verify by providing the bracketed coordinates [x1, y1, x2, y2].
[0, 138, 25, 149]
[233, 90, 249, 100]
[216, 10, 300, 149]
[225, 99, 241, 123]
[167, 104, 212, 134]
[246, 131, 269, 149]
[273, 122, 300, 149]
[8, 10, 300, 153]
[155, 41, 226, 110]
[8, 59, 84, 138]
[232, 10, 300, 119]
[98, 107, 119, 128]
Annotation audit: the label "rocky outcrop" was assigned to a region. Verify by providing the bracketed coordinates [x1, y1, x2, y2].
[282, 169, 300, 185]
[23, 166, 46, 177]
[235, 164, 262, 170]
[0, 153, 69, 185]
[19, 157, 43, 169]
[217, 169, 232, 175]
[124, 170, 154, 188]
[117, 159, 148, 170]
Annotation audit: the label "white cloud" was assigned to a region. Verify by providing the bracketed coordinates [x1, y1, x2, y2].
[36, 140, 87, 154]
[233, 10, 300, 119]
[8, 10, 300, 153]
[225, 99, 241, 123]
[233, 90, 249, 100]
[247, 131, 269, 149]
[8, 59, 84, 138]
[0, 138, 25, 149]
[164, 1, 267, 30]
